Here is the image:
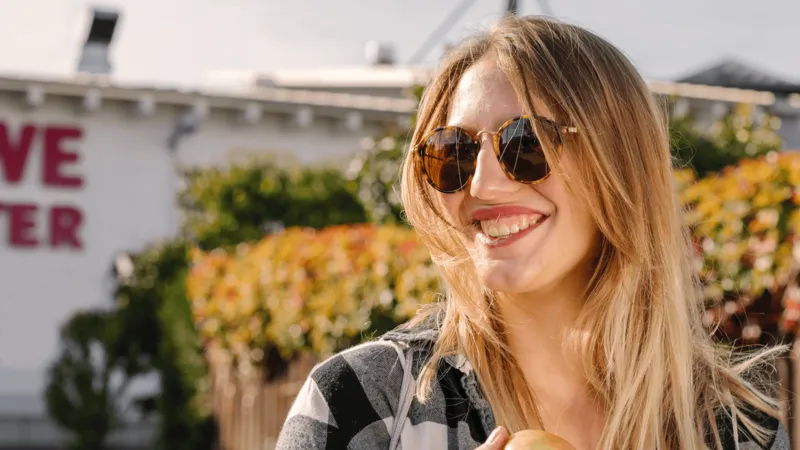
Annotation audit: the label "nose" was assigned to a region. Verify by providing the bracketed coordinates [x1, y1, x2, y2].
[469, 136, 520, 200]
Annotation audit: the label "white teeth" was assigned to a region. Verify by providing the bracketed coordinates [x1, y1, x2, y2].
[478, 214, 545, 239]
[482, 223, 500, 237]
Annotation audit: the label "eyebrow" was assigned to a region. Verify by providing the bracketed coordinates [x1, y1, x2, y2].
[445, 115, 525, 132]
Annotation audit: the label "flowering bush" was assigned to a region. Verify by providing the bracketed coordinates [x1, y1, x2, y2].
[188, 224, 439, 364]
[681, 151, 800, 343]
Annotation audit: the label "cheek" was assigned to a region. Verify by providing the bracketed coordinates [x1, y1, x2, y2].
[545, 180, 598, 254]
[438, 192, 466, 224]
[556, 198, 598, 258]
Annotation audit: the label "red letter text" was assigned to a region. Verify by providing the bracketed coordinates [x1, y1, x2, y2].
[0, 123, 36, 184]
[43, 126, 83, 188]
[49, 206, 83, 249]
[7, 203, 39, 247]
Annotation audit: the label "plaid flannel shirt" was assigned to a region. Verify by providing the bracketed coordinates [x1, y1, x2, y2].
[276, 320, 790, 450]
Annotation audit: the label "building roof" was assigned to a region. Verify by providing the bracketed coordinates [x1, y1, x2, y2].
[648, 80, 778, 106]
[0, 70, 418, 119]
[254, 65, 434, 89]
[2, 65, 799, 121]
[208, 64, 792, 107]
[677, 59, 800, 95]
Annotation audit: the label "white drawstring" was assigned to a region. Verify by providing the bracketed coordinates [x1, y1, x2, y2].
[389, 343, 415, 450]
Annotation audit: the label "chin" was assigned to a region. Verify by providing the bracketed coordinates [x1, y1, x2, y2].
[476, 261, 547, 295]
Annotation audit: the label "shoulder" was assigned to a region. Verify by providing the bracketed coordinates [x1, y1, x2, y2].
[277, 340, 410, 449]
[767, 422, 791, 449]
[713, 406, 790, 449]
[308, 339, 410, 413]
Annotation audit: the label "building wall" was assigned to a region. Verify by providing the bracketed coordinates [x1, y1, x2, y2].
[0, 90, 384, 419]
[782, 117, 800, 149]
[0, 414, 156, 449]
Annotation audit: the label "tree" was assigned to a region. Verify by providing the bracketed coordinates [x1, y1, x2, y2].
[45, 311, 139, 450]
[112, 240, 216, 450]
[349, 86, 424, 225]
[670, 103, 782, 176]
[180, 158, 368, 250]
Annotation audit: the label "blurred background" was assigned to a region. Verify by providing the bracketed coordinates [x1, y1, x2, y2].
[1, 0, 799, 448]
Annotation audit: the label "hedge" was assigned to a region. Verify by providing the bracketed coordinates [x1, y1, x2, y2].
[188, 224, 439, 364]
[680, 151, 800, 340]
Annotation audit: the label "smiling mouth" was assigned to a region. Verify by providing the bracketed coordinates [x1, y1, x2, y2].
[471, 213, 549, 248]
[474, 214, 547, 238]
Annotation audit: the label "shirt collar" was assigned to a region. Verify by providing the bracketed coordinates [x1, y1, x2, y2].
[380, 315, 497, 433]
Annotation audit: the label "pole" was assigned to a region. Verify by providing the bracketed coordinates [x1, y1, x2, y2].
[407, 0, 478, 64]
[506, 0, 518, 15]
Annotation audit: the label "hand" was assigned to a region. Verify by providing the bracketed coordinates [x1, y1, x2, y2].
[476, 426, 509, 450]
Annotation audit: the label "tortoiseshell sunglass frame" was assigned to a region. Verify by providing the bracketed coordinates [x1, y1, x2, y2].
[415, 114, 578, 193]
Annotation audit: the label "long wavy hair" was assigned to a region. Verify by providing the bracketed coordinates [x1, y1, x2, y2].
[400, 15, 786, 449]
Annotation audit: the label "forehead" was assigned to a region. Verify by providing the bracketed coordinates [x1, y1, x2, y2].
[447, 58, 554, 130]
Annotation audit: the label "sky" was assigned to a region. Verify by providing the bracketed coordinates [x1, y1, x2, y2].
[0, 0, 798, 88]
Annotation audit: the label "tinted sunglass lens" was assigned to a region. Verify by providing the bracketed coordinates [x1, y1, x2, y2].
[420, 129, 478, 192]
[498, 118, 550, 182]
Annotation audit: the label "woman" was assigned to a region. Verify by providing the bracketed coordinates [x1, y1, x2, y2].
[276, 15, 790, 450]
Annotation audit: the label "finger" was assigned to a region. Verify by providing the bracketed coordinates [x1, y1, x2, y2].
[476, 426, 509, 450]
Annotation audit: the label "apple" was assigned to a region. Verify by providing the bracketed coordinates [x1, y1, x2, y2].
[503, 429, 577, 450]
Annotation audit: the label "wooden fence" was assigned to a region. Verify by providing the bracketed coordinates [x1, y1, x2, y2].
[208, 347, 316, 450]
[209, 341, 800, 450]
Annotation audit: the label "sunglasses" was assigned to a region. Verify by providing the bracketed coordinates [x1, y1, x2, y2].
[415, 115, 578, 193]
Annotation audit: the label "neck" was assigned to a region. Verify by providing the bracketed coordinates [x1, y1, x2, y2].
[497, 268, 597, 427]
[499, 279, 587, 375]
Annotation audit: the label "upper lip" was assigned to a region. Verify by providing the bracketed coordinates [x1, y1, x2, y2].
[469, 205, 549, 221]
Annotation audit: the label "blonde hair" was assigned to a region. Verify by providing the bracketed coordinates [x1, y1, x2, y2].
[400, 15, 787, 449]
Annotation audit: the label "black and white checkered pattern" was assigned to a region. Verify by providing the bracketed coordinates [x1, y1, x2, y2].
[276, 320, 790, 449]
